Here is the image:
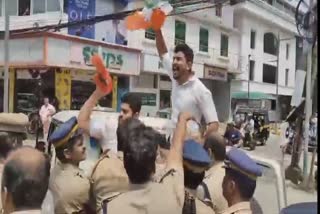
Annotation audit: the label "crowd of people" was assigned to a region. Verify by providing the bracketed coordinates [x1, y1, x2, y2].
[0, 29, 264, 214]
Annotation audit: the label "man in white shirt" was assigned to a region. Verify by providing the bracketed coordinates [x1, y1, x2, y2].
[155, 30, 219, 136]
[78, 90, 142, 153]
[39, 97, 56, 142]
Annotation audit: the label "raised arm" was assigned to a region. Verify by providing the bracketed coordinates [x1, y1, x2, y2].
[166, 112, 193, 170]
[155, 30, 168, 57]
[78, 89, 105, 135]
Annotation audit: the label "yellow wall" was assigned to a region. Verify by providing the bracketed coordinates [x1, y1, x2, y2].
[9, 68, 15, 113]
[55, 69, 71, 110]
[112, 75, 118, 110]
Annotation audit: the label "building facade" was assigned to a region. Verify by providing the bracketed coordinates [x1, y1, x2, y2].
[230, 0, 298, 121]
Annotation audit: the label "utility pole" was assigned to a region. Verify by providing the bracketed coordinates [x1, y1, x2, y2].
[300, 0, 314, 191]
[3, 0, 10, 113]
[275, 32, 280, 130]
[247, 54, 251, 104]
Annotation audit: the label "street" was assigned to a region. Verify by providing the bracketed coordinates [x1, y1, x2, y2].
[245, 124, 317, 208]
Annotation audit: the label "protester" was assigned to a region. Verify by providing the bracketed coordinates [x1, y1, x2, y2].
[48, 117, 93, 213]
[39, 97, 56, 142]
[182, 139, 215, 214]
[198, 133, 228, 213]
[155, 30, 219, 137]
[104, 112, 192, 213]
[1, 147, 50, 214]
[222, 148, 262, 214]
[78, 89, 142, 153]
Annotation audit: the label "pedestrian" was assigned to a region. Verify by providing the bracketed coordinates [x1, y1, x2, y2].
[48, 116, 93, 213]
[1, 147, 50, 214]
[182, 139, 215, 214]
[104, 112, 193, 214]
[78, 89, 142, 154]
[222, 148, 262, 214]
[197, 133, 228, 213]
[155, 30, 219, 137]
[39, 97, 56, 142]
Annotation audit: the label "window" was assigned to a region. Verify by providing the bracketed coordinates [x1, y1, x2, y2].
[220, 34, 229, 57]
[286, 44, 289, 59]
[7, 0, 18, 16]
[249, 60, 255, 81]
[145, 28, 155, 40]
[216, 3, 222, 17]
[264, 33, 277, 55]
[18, 0, 30, 16]
[175, 20, 186, 45]
[33, 0, 45, 14]
[250, 30, 256, 49]
[199, 27, 209, 52]
[47, 0, 60, 12]
[263, 64, 276, 84]
[271, 100, 276, 110]
[285, 69, 289, 86]
[0, 0, 2, 16]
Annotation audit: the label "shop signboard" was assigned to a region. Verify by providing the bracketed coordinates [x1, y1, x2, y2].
[203, 65, 227, 81]
[68, 0, 96, 39]
[47, 37, 141, 76]
[55, 69, 71, 110]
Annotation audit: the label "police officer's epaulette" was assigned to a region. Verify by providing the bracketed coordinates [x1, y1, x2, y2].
[159, 169, 176, 183]
[101, 192, 122, 214]
[89, 150, 112, 183]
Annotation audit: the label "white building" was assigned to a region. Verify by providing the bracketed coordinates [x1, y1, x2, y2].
[126, 1, 242, 121]
[230, 0, 299, 120]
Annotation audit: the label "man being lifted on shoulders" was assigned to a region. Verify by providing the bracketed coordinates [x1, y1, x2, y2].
[155, 30, 219, 136]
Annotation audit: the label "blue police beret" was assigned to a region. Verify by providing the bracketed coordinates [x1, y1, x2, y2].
[49, 116, 81, 148]
[280, 202, 317, 214]
[183, 139, 212, 173]
[225, 148, 262, 179]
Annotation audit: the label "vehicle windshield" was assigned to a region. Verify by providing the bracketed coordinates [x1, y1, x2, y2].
[253, 163, 280, 214]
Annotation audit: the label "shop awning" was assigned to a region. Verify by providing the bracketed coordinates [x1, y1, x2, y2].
[231, 91, 275, 100]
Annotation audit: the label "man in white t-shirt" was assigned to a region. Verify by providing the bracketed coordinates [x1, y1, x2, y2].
[155, 30, 219, 136]
[39, 97, 56, 142]
[78, 89, 142, 153]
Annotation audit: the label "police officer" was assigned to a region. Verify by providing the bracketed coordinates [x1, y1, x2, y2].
[182, 139, 215, 214]
[104, 112, 193, 214]
[90, 118, 145, 213]
[0, 113, 28, 211]
[49, 116, 93, 213]
[222, 148, 262, 214]
[197, 133, 228, 213]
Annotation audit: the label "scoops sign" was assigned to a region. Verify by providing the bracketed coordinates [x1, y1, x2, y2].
[68, 0, 96, 39]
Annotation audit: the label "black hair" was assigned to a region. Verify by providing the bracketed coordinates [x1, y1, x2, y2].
[183, 167, 205, 189]
[0, 133, 18, 159]
[204, 134, 226, 161]
[174, 43, 194, 64]
[2, 151, 50, 210]
[121, 93, 142, 114]
[226, 168, 256, 200]
[117, 118, 145, 152]
[123, 125, 158, 184]
[54, 132, 82, 162]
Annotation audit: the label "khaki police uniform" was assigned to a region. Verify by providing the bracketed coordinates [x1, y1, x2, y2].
[106, 168, 185, 214]
[49, 162, 91, 214]
[197, 161, 228, 214]
[185, 188, 215, 214]
[222, 202, 251, 214]
[90, 150, 129, 213]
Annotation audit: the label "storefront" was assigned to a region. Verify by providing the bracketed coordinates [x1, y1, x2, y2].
[0, 32, 141, 113]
